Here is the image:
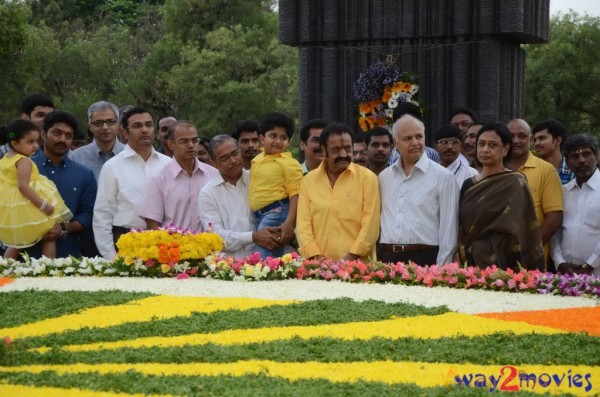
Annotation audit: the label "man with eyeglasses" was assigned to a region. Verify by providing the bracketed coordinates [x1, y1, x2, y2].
[297, 123, 380, 261]
[448, 107, 478, 167]
[433, 124, 478, 187]
[352, 133, 368, 167]
[70, 101, 125, 181]
[157, 116, 176, 157]
[93, 107, 171, 260]
[139, 121, 218, 231]
[199, 135, 281, 258]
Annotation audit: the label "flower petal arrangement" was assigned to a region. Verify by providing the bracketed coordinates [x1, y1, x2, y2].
[353, 59, 419, 131]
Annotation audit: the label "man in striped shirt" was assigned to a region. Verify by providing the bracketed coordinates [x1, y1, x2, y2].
[139, 121, 218, 231]
[378, 115, 459, 266]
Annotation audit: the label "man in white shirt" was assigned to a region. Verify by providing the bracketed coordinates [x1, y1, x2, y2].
[434, 124, 478, 188]
[379, 115, 459, 265]
[551, 134, 600, 276]
[198, 135, 280, 258]
[93, 107, 171, 259]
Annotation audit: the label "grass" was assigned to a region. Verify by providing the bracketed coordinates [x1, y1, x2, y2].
[0, 290, 153, 328]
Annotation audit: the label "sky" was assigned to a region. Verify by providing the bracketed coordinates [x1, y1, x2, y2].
[550, 0, 600, 16]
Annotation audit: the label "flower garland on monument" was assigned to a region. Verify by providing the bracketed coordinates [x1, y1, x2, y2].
[353, 58, 419, 131]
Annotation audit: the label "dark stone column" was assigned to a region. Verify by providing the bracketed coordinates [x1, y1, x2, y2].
[280, 0, 549, 136]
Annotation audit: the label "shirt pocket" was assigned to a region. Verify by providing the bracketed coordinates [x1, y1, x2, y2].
[583, 204, 600, 228]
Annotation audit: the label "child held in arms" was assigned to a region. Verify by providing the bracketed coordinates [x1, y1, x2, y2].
[249, 112, 303, 259]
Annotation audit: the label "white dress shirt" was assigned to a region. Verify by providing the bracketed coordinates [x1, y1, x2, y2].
[458, 153, 470, 166]
[447, 157, 479, 189]
[379, 153, 459, 265]
[198, 169, 256, 258]
[93, 145, 171, 259]
[551, 169, 600, 275]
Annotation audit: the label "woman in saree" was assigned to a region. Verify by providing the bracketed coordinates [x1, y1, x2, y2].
[458, 123, 544, 270]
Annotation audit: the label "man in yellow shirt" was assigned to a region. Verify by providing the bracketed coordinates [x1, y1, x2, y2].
[507, 118, 563, 270]
[297, 123, 380, 261]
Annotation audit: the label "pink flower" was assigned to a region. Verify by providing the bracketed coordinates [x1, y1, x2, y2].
[176, 273, 190, 280]
[507, 279, 517, 289]
[145, 259, 155, 268]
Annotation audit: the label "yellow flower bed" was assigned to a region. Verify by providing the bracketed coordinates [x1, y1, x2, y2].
[1, 296, 295, 340]
[31, 310, 563, 353]
[1, 361, 598, 396]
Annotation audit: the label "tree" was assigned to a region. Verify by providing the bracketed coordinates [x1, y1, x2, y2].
[524, 12, 600, 135]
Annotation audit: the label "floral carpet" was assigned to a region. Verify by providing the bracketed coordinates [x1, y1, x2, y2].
[0, 277, 598, 396]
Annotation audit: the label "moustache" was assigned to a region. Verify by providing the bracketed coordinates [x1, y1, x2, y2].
[335, 156, 351, 164]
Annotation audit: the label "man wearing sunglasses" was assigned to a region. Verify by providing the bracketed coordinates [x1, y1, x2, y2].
[70, 101, 125, 181]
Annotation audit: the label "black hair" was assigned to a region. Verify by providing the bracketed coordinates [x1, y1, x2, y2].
[199, 136, 211, 150]
[354, 133, 367, 144]
[21, 94, 54, 116]
[231, 120, 260, 140]
[476, 122, 513, 164]
[43, 110, 79, 136]
[299, 119, 328, 143]
[121, 106, 152, 129]
[448, 107, 478, 123]
[564, 134, 598, 158]
[532, 119, 568, 150]
[434, 124, 462, 142]
[392, 102, 423, 122]
[259, 112, 295, 138]
[365, 126, 393, 146]
[1, 119, 41, 148]
[319, 122, 355, 149]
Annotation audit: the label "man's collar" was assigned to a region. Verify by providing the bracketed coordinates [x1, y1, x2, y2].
[520, 151, 536, 169]
[446, 157, 461, 173]
[34, 150, 66, 167]
[208, 168, 249, 188]
[122, 144, 157, 158]
[394, 151, 429, 173]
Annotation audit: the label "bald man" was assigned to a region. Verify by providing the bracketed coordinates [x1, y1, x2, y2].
[506, 118, 563, 270]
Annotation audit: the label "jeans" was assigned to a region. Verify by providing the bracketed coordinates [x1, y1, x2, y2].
[254, 201, 288, 259]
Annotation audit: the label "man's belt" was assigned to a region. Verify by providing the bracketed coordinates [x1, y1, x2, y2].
[380, 243, 438, 253]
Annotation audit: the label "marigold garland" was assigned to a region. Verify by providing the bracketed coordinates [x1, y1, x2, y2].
[353, 59, 419, 131]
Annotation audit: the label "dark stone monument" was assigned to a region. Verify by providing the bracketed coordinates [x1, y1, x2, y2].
[279, 0, 550, 136]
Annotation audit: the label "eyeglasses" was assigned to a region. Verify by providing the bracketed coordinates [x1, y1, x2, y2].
[437, 139, 461, 146]
[90, 119, 118, 127]
[127, 122, 155, 130]
[217, 148, 240, 163]
[176, 137, 200, 145]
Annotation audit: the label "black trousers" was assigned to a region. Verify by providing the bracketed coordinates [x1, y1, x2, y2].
[376, 245, 439, 266]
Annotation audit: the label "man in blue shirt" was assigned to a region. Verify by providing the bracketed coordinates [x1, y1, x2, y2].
[29, 111, 97, 258]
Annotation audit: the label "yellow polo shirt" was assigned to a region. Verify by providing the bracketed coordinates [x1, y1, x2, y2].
[519, 152, 563, 264]
[297, 162, 381, 260]
[518, 152, 563, 226]
[249, 151, 303, 212]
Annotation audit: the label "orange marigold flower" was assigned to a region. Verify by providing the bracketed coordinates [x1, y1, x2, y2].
[359, 103, 372, 114]
[382, 90, 392, 103]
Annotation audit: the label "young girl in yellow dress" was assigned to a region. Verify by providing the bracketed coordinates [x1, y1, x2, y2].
[0, 120, 71, 259]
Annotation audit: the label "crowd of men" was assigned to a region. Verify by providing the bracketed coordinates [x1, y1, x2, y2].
[1, 94, 598, 276]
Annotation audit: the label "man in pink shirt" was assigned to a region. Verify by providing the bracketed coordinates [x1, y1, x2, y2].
[139, 121, 218, 231]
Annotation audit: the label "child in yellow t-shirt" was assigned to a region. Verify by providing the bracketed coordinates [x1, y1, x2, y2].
[249, 112, 303, 259]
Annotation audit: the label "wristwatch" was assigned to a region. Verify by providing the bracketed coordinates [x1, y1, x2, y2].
[59, 222, 68, 240]
[581, 263, 591, 271]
